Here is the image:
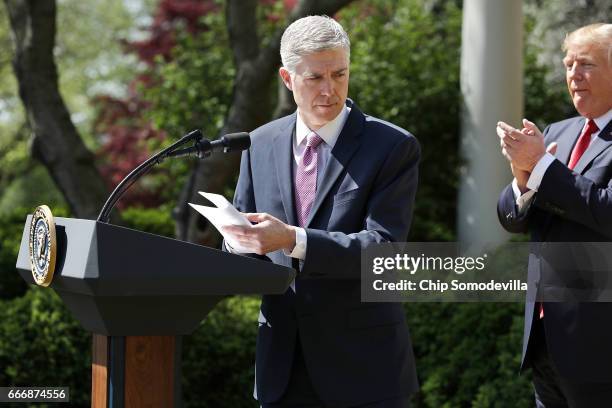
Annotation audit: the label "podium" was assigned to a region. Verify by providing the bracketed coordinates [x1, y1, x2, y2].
[16, 216, 295, 407]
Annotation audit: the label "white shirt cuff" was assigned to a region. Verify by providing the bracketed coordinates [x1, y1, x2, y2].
[511, 178, 522, 200]
[512, 178, 536, 215]
[283, 227, 306, 260]
[526, 153, 556, 192]
[224, 240, 240, 254]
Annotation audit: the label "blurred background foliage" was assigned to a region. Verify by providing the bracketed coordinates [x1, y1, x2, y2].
[0, 0, 606, 406]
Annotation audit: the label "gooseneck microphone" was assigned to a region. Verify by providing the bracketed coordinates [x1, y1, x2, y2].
[166, 132, 251, 159]
[97, 130, 251, 223]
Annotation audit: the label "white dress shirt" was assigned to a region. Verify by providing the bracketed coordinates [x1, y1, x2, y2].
[513, 109, 612, 214]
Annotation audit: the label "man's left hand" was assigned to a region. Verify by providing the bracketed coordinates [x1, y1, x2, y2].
[497, 119, 546, 172]
[223, 213, 297, 255]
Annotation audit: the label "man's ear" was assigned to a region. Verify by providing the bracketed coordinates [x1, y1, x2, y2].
[279, 67, 293, 91]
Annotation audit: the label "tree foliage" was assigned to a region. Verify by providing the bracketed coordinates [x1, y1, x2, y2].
[341, 0, 462, 240]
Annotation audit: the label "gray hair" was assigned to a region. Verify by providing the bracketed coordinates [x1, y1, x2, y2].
[563, 23, 612, 66]
[280, 15, 350, 73]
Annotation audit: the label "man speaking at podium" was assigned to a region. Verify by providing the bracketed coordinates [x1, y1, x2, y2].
[223, 15, 420, 408]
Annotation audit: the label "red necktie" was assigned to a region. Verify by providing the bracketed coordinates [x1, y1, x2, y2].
[567, 119, 599, 170]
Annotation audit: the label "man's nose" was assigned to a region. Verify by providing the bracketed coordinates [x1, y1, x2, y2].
[320, 78, 333, 95]
[567, 63, 583, 81]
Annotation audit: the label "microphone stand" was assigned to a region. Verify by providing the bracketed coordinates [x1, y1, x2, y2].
[97, 129, 203, 223]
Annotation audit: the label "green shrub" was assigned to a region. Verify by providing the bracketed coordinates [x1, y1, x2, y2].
[407, 303, 533, 407]
[341, 0, 463, 241]
[183, 296, 260, 408]
[0, 288, 262, 407]
[0, 207, 29, 299]
[0, 287, 91, 407]
[121, 205, 176, 238]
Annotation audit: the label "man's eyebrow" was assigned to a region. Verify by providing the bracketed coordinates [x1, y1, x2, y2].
[301, 67, 347, 76]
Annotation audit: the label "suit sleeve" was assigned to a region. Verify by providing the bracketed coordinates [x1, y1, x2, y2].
[221, 149, 253, 253]
[534, 159, 612, 238]
[497, 183, 530, 234]
[300, 136, 420, 279]
[222, 148, 269, 261]
[233, 148, 256, 215]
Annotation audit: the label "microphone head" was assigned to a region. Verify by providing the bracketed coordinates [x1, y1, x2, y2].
[222, 132, 251, 152]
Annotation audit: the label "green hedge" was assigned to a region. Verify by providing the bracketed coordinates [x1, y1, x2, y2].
[182, 296, 260, 408]
[408, 303, 532, 407]
[0, 289, 533, 407]
[0, 207, 30, 299]
[0, 288, 90, 408]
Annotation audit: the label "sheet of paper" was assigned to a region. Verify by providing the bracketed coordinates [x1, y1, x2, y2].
[188, 192, 252, 252]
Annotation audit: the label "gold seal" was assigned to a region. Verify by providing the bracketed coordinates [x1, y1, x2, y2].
[28, 205, 57, 287]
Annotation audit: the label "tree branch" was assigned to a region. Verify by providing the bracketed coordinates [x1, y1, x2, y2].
[226, 0, 259, 64]
[3, 0, 108, 219]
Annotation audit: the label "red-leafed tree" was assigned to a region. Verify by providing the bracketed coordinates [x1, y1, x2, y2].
[93, 0, 221, 208]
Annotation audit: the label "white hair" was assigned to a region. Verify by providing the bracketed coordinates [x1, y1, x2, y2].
[280, 15, 350, 73]
[563, 23, 612, 65]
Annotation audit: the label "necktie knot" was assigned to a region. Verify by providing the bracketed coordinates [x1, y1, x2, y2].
[585, 119, 599, 134]
[306, 132, 323, 149]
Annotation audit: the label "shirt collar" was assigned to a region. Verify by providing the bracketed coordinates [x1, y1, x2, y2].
[295, 105, 350, 148]
[592, 109, 612, 134]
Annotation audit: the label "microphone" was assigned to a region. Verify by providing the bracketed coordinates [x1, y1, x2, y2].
[167, 132, 251, 159]
[97, 130, 250, 223]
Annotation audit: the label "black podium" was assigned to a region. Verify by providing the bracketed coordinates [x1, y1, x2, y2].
[16, 216, 295, 407]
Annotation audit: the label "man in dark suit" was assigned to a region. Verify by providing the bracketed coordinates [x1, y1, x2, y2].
[497, 23, 612, 407]
[222, 15, 420, 408]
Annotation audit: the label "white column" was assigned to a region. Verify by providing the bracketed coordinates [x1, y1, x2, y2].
[458, 0, 523, 249]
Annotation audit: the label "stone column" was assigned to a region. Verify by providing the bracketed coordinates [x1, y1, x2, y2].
[458, 0, 523, 249]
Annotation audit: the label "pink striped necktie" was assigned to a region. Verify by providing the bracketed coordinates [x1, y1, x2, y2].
[295, 132, 323, 227]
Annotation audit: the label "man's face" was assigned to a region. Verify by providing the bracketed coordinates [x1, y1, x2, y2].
[564, 42, 612, 118]
[279, 48, 349, 130]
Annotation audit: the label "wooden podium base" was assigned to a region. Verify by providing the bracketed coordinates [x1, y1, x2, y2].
[92, 334, 181, 407]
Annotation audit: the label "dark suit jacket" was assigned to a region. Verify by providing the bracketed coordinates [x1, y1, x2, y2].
[230, 100, 420, 406]
[497, 116, 612, 382]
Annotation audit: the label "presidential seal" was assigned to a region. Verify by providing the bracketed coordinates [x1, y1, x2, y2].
[28, 205, 57, 287]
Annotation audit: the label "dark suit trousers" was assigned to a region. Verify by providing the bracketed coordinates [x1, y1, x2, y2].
[261, 338, 410, 408]
[528, 312, 612, 407]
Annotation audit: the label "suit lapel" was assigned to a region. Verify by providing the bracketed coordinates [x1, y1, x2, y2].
[540, 117, 612, 237]
[573, 119, 612, 174]
[273, 113, 298, 226]
[555, 117, 584, 166]
[305, 103, 364, 227]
